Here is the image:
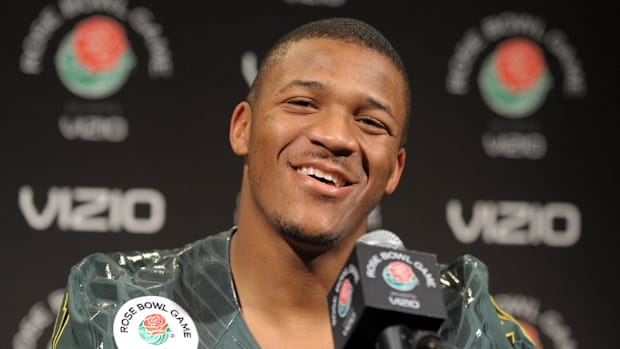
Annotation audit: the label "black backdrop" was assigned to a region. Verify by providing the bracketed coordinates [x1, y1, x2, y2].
[1, 1, 617, 348]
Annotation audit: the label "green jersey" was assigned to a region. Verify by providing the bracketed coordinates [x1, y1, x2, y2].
[51, 228, 534, 349]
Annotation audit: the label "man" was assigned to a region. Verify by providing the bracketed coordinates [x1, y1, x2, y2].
[50, 17, 534, 349]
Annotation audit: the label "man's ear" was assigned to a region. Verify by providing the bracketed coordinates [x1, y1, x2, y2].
[384, 147, 406, 195]
[229, 101, 252, 156]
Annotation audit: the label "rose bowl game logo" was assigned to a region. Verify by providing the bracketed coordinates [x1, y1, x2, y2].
[382, 261, 418, 292]
[139, 313, 171, 345]
[478, 37, 552, 118]
[337, 278, 353, 318]
[55, 15, 136, 99]
[445, 12, 587, 160]
[113, 296, 199, 349]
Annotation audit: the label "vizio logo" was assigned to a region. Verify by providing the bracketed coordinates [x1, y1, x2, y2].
[446, 199, 581, 247]
[19, 186, 166, 234]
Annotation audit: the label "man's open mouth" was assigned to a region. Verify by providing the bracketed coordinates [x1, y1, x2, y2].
[296, 166, 349, 188]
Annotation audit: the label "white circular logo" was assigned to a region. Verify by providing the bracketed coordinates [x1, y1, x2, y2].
[113, 296, 199, 349]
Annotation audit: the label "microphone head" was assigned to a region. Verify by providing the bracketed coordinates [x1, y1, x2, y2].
[358, 229, 405, 249]
[329, 229, 447, 349]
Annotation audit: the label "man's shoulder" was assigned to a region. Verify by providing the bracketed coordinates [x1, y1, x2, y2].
[438, 254, 536, 349]
[68, 229, 232, 298]
[51, 229, 235, 349]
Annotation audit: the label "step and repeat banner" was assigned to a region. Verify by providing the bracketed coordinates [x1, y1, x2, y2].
[1, 1, 616, 348]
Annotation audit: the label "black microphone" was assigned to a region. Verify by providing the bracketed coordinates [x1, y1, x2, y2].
[327, 229, 448, 349]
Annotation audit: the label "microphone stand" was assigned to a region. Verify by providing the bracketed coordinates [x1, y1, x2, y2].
[375, 325, 455, 349]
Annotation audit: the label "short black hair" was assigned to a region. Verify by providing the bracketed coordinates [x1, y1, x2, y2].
[247, 17, 411, 147]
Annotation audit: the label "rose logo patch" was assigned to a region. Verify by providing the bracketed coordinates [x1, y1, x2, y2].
[139, 314, 171, 344]
[382, 261, 418, 292]
[55, 15, 136, 99]
[337, 278, 353, 318]
[478, 37, 552, 118]
[113, 296, 199, 349]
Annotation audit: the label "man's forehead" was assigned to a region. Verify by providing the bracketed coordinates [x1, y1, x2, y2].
[281, 41, 404, 96]
[273, 38, 402, 85]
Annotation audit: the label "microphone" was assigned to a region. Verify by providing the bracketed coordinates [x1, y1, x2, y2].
[327, 229, 449, 349]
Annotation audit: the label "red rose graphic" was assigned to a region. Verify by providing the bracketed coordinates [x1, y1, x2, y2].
[389, 262, 413, 283]
[73, 16, 129, 73]
[495, 38, 545, 93]
[143, 314, 169, 336]
[339, 279, 352, 305]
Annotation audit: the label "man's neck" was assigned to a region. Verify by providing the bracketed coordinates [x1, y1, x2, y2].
[229, 225, 360, 349]
[230, 224, 357, 312]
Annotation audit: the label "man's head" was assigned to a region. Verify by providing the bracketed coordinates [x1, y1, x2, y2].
[230, 17, 409, 253]
[248, 17, 411, 147]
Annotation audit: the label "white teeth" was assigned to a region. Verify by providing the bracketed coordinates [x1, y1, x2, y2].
[297, 166, 345, 188]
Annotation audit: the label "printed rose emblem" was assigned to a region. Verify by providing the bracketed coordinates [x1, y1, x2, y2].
[495, 38, 545, 93]
[382, 261, 418, 292]
[337, 278, 353, 318]
[55, 15, 136, 99]
[138, 313, 171, 344]
[339, 279, 352, 305]
[477, 37, 552, 119]
[73, 16, 129, 73]
[388, 262, 413, 283]
[143, 314, 169, 335]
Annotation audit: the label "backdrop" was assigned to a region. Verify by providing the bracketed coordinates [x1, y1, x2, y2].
[2, 1, 617, 348]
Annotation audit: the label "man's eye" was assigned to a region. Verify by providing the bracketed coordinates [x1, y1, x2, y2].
[288, 99, 314, 108]
[358, 117, 387, 130]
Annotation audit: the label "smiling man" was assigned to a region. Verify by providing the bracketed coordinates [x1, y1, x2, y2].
[227, 26, 408, 348]
[51, 18, 534, 349]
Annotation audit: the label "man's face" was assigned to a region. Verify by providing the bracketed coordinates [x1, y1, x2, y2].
[232, 38, 407, 248]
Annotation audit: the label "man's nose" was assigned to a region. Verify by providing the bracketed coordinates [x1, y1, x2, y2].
[306, 110, 358, 156]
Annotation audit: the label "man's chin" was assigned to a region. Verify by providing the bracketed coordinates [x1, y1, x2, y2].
[282, 228, 339, 248]
[276, 222, 342, 257]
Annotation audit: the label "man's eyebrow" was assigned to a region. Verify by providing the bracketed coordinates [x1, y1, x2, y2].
[278, 80, 327, 93]
[278, 80, 395, 120]
[366, 97, 394, 120]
